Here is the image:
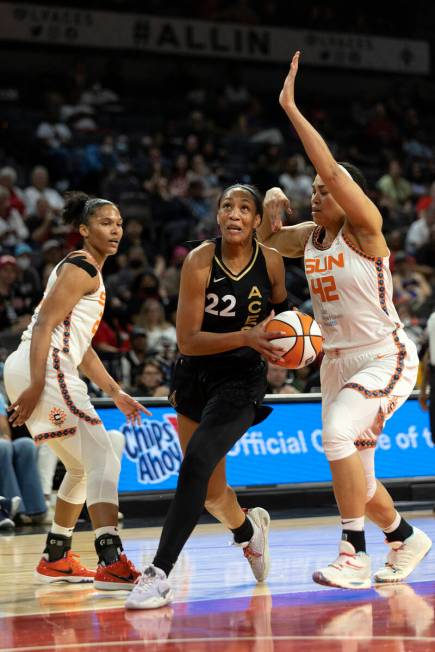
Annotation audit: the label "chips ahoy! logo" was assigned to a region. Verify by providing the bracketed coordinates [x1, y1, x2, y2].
[121, 414, 182, 485]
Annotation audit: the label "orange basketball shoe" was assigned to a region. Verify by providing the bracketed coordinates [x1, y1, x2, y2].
[35, 551, 95, 584]
[94, 553, 141, 590]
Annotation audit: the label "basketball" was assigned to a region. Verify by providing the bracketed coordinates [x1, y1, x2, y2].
[265, 310, 323, 369]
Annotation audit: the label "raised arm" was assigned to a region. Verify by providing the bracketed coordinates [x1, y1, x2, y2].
[176, 244, 285, 362]
[279, 52, 383, 237]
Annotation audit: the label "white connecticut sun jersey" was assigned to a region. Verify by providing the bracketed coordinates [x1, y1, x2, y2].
[304, 226, 401, 352]
[22, 255, 105, 367]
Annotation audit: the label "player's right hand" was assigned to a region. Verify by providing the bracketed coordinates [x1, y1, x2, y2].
[8, 384, 43, 427]
[244, 311, 286, 363]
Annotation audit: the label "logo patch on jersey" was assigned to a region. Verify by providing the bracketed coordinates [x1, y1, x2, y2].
[49, 407, 67, 427]
[213, 276, 226, 283]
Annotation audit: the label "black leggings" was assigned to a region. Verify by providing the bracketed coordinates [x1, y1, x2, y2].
[153, 394, 256, 576]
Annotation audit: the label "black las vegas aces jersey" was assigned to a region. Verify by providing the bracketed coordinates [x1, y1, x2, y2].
[189, 237, 272, 371]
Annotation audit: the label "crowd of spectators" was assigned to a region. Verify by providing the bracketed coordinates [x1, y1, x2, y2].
[1, 55, 435, 403]
[1, 3, 435, 528]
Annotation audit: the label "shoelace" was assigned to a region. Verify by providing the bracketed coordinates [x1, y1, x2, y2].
[134, 568, 159, 590]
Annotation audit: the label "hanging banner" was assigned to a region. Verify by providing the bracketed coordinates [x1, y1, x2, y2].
[0, 3, 430, 74]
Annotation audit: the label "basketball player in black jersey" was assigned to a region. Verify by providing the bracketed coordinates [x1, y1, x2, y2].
[126, 184, 288, 609]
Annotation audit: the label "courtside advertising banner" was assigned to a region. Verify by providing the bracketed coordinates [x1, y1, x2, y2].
[95, 399, 434, 493]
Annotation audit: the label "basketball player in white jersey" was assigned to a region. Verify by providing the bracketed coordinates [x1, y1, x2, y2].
[4, 192, 148, 588]
[257, 52, 432, 589]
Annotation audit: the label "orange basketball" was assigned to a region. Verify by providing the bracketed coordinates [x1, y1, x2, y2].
[265, 310, 323, 369]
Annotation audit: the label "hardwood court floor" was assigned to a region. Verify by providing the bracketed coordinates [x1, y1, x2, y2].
[1, 512, 434, 651]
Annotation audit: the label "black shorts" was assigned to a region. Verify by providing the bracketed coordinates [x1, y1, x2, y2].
[168, 356, 272, 426]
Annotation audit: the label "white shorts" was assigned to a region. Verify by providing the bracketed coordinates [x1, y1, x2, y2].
[4, 341, 101, 445]
[321, 328, 418, 459]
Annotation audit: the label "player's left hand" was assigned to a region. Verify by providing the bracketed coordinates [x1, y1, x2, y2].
[279, 51, 300, 111]
[113, 391, 151, 424]
[263, 187, 292, 232]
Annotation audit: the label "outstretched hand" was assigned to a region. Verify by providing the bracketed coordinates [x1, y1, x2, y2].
[279, 51, 300, 111]
[244, 311, 287, 364]
[113, 390, 152, 425]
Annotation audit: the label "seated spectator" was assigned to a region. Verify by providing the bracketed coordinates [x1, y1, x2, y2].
[169, 154, 190, 198]
[118, 217, 146, 255]
[133, 298, 176, 351]
[292, 363, 321, 393]
[147, 175, 194, 256]
[160, 245, 188, 302]
[187, 154, 220, 197]
[416, 223, 435, 274]
[266, 363, 299, 395]
[36, 110, 72, 150]
[128, 359, 169, 397]
[366, 102, 398, 146]
[92, 302, 131, 384]
[106, 245, 150, 305]
[126, 272, 164, 320]
[185, 179, 213, 223]
[278, 154, 312, 211]
[153, 336, 178, 383]
[0, 167, 26, 216]
[0, 256, 32, 334]
[405, 199, 435, 256]
[14, 243, 42, 313]
[38, 239, 64, 286]
[393, 251, 431, 310]
[377, 160, 412, 211]
[0, 187, 29, 247]
[0, 390, 47, 525]
[24, 166, 64, 216]
[26, 197, 69, 245]
[121, 328, 149, 388]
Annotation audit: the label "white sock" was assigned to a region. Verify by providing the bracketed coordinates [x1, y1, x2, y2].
[95, 526, 118, 539]
[341, 516, 365, 531]
[383, 511, 401, 533]
[51, 522, 74, 537]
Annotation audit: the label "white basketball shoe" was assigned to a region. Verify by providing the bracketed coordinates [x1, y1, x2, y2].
[374, 527, 432, 583]
[312, 540, 371, 589]
[125, 565, 173, 610]
[234, 507, 271, 583]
